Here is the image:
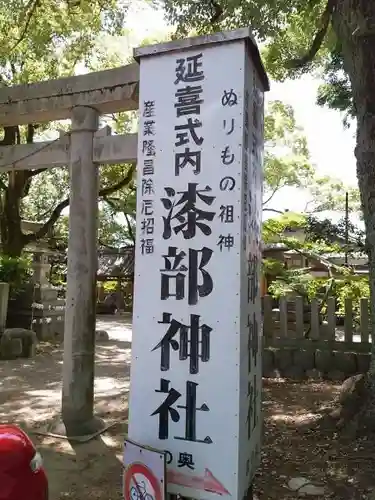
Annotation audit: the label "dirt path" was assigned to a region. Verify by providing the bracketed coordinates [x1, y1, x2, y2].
[0, 315, 131, 499]
[1, 315, 375, 499]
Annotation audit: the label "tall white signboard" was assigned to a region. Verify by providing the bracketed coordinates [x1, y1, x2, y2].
[129, 28, 269, 500]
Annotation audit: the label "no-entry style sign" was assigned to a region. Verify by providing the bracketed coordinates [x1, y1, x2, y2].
[123, 438, 166, 500]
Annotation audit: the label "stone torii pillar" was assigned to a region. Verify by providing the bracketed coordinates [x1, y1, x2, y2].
[61, 105, 104, 437]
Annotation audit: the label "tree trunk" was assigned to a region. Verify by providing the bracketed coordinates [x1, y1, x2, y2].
[1, 189, 24, 258]
[327, 0, 375, 431]
[0, 173, 29, 258]
[0, 126, 31, 258]
[333, 0, 375, 365]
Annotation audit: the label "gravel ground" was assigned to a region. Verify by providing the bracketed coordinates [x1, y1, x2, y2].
[2, 315, 375, 499]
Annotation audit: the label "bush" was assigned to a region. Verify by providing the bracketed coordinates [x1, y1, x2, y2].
[0, 255, 32, 297]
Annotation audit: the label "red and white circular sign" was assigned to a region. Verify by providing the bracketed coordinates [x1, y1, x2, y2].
[123, 462, 162, 500]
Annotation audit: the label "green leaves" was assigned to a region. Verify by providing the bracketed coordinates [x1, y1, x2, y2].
[163, 0, 324, 41]
[161, 0, 353, 116]
[98, 201, 135, 247]
[263, 207, 367, 324]
[264, 100, 314, 204]
[262, 211, 307, 243]
[0, 254, 32, 296]
[263, 100, 360, 214]
[307, 176, 360, 212]
[21, 167, 70, 222]
[316, 44, 354, 125]
[0, 0, 126, 85]
[0, 0, 140, 254]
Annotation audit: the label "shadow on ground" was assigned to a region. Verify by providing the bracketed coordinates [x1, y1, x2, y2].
[18, 421, 126, 500]
[255, 378, 375, 499]
[0, 314, 131, 499]
[0, 340, 131, 426]
[6, 313, 375, 499]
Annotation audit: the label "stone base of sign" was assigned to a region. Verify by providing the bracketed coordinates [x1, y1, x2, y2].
[263, 347, 370, 381]
[37, 416, 115, 443]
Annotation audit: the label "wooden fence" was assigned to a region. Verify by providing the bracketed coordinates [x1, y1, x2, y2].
[262, 294, 372, 353]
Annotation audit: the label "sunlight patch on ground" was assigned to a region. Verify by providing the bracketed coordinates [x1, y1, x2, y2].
[95, 377, 129, 396]
[101, 434, 122, 450]
[0, 315, 131, 426]
[0, 375, 30, 388]
[95, 345, 131, 364]
[25, 388, 61, 403]
[96, 315, 132, 343]
[269, 412, 320, 424]
[0, 393, 60, 422]
[38, 436, 76, 455]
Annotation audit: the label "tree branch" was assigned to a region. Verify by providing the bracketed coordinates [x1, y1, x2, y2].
[263, 185, 281, 206]
[9, 0, 40, 53]
[0, 127, 17, 147]
[24, 197, 70, 244]
[24, 165, 135, 244]
[98, 164, 135, 199]
[27, 168, 47, 178]
[304, 276, 335, 338]
[105, 195, 136, 244]
[288, 0, 337, 69]
[290, 245, 335, 276]
[304, 199, 315, 212]
[265, 223, 345, 274]
[124, 212, 135, 244]
[279, 237, 345, 275]
[37, 198, 66, 220]
[263, 208, 285, 214]
[209, 0, 223, 24]
[0, 176, 7, 191]
[26, 124, 36, 144]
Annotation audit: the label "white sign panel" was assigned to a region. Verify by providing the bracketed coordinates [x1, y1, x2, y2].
[129, 31, 266, 500]
[238, 49, 264, 500]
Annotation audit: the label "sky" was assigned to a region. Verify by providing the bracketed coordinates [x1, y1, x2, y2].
[121, 1, 358, 217]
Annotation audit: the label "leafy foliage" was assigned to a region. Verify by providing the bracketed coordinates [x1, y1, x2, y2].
[160, 0, 353, 116]
[0, 0, 128, 85]
[263, 101, 313, 205]
[0, 0, 137, 257]
[305, 214, 365, 250]
[316, 43, 355, 126]
[263, 211, 368, 322]
[306, 177, 360, 213]
[0, 255, 32, 297]
[21, 168, 70, 222]
[263, 100, 359, 213]
[333, 276, 369, 320]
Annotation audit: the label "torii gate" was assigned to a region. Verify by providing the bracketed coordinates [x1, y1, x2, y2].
[0, 63, 139, 438]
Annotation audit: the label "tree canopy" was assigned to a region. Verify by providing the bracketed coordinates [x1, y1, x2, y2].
[0, 0, 137, 256]
[159, 0, 353, 118]
[263, 99, 359, 215]
[0, 0, 361, 257]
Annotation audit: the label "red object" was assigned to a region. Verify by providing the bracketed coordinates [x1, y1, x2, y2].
[0, 424, 48, 499]
[168, 468, 231, 496]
